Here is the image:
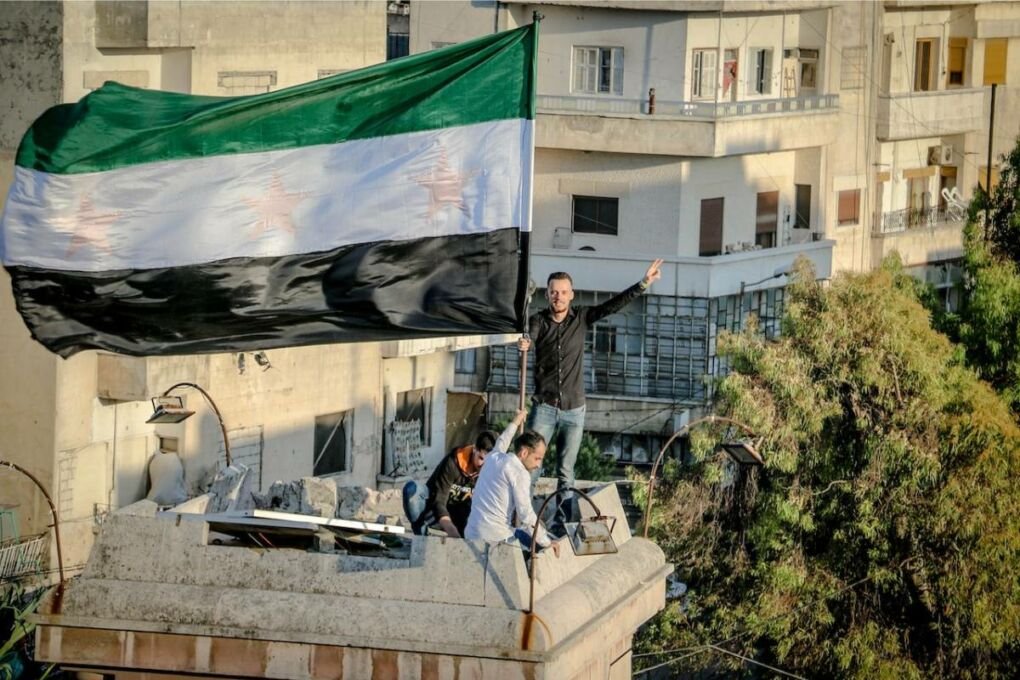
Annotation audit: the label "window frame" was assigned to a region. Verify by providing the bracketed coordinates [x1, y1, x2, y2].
[914, 38, 936, 92]
[755, 190, 779, 249]
[395, 387, 432, 447]
[313, 410, 353, 476]
[699, 197, 725, 256]
[750, 48, 773, 95]
[837, 189, 862, 226]
[572, 46, 624, 95]
[947, 37, 967, 87]
[572, 195, 620, 236]
[692, 48, 718, 99]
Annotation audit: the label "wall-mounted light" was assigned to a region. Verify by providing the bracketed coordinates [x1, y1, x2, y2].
[146, 395, 194, 424]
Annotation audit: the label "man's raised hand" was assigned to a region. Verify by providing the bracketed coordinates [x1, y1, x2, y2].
[643, 258, 664, 287]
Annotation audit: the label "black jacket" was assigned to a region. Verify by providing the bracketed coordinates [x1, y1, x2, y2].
[527, 281, 646, 409]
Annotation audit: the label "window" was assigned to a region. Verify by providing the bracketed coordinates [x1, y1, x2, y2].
[594, 325, 617, 353]
[396, 387, 432, 446]
[572, 195, 619, 235]
[795, 184, 812, 229]
[692, 49, 718, 99]
[755, 191, 779, 249]
[387, 33, 409, 60]
[454, 348, 477, 374]
[837, 189, 861, 226]
[699, 197, 724, 256]
[723, 49, 738, 100]
[751, 48, 773, 95]
[574, 46, 624, 95]
[799, 48, 819, 91]
[914, 39, 935, 91]
[217, 70, 276, 95]
[948, 38, 967, 87]
[984, 38, 1007, 85]
[313, 411, 352, 476]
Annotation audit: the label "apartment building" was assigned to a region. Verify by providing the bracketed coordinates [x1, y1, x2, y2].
[413, 0, 1020, 462]
[0, 0, 506, 576]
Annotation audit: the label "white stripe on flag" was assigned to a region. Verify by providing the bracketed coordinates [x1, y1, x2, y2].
[1, 119, 532, 272]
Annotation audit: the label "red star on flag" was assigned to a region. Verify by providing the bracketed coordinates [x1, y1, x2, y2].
[413, 146, 477, 220]
[56, 195, 121, 257]
[243, 175, 310, 237]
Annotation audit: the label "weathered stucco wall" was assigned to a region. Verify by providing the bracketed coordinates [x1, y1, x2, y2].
[0, 1, 63, 543]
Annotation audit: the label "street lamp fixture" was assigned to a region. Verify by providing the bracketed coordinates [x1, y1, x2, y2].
[146, 396, 194, 424]
[146, 382, 232, 467]
[642, 415, 762, 538]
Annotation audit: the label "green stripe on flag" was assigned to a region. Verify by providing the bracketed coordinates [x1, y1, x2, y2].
[17, 24, 537, 175]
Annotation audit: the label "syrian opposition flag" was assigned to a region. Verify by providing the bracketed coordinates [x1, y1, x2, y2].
[0, 24, 536, 357]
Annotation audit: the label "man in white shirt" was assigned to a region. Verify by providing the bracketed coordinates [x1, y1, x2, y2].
[465, 430, 560, 555]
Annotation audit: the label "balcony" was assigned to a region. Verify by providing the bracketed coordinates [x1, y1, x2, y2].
[536, 94, 841, 157]
[871, 206, 966, 267]
[529, 239, 834, 299]
[877, 88, 984, 141]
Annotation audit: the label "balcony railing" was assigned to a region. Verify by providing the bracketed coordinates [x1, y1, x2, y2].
[875, 205, 966, 234]
[536, 93, 839, 120]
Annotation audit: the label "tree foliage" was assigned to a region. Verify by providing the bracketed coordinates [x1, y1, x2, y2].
[939, 136, 1020, 413]
[635, 260, 1020, 678]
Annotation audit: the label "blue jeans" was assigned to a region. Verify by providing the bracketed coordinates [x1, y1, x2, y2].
[526, 401, 586, 529]
[402, 480, 431, 535]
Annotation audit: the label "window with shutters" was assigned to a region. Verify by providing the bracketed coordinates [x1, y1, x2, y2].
[750, 48, 773, 95]
[755, 191, 779, 248]
[984, 38, 1008, 85]
[699, 197, 724, 256]
[573, 46, 624, 95]
[947, 38, 967, 87]
[692, 49, 717, 99]
[914, 39, 936, 92]
[837, 189, 861, 226]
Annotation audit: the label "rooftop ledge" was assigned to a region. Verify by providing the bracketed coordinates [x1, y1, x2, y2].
[32, 483, 671, 679]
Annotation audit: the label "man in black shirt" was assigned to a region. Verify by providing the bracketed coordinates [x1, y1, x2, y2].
[518, 259, 662, 532]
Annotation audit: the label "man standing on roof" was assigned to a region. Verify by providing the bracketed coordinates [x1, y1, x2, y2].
[518, 259, 663, 534]
[465, 430, 560, 556]
[403, 409, 527, 538]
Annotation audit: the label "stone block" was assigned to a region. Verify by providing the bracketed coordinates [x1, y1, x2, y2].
[257, 477, 337, 517]
[207, 464, 256, 514]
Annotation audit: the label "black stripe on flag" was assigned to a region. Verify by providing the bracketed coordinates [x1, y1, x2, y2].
[7, 228, 523, 357]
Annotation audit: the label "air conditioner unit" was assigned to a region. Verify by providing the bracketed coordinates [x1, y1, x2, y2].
[928, 144, 954, 166]
[552, 227, 572, 249]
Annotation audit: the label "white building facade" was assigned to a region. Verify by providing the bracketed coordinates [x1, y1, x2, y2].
[413, 0, 1020, 461]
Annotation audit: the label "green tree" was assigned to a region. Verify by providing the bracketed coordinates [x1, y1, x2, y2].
[635, 260, 1020, 678]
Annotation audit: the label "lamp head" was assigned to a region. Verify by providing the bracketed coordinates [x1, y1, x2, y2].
[146, 395, 194, 424]
[720, 439, 764, 466]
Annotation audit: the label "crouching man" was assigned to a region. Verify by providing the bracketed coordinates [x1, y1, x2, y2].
[465, 430, 561, 556]
[403, 409, 527, 538]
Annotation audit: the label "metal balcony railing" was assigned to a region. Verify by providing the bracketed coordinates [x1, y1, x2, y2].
[0, 534, 46, 580]
[536, 93, 839, 119]
[875, 205, 967, 234]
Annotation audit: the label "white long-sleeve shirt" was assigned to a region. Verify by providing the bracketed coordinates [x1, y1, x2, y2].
[464, 448, 548, 547]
